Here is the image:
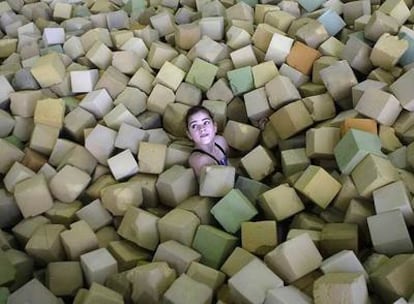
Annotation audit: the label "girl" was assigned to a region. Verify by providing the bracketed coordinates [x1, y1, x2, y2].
[186, 105, 229, 178]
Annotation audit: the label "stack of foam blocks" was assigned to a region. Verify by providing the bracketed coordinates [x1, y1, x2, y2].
[0, 0, 414, 303]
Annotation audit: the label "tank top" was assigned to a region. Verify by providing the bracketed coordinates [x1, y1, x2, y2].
[192, 143, 228, 166]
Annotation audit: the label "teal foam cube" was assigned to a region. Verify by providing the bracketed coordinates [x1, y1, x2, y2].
[334, 129, 384, 175]
[399, 30, 414, 66]
[227, 66, 254, 96]
[318, 9, 346, 37]
[210, 189, 258, 234]
[297, 0, 326, 12]
[185, 58, 218, 92]
[192, 225, 238, 269]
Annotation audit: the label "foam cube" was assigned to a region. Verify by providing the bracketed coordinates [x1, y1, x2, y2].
[80, 248, 118, 286]
[158, 208, 200, 247]
[351, 153, 399, 198]
[60, 220, 99, 260]
[46, 261, 83, 296]
[153, 240, 201, 275]
[259, 184, 305, 221]
[185, 57, 218, 92]
[14, 175, 54, 218]
[294, 165, 342, 209]
[334, 129, 384, 175]
[367, 210, 413, 256]
[117, 207, 160, 251]
[240, 145, 276, 181]
[163, 273, 213, 304]
[320, 223, 359, 258]
[229, 259, 284, 304]
[227, 66, 254, 96]
[192, 225, 238, 269]
[30, 53, 66, 88]
[211, 189, 258, 234]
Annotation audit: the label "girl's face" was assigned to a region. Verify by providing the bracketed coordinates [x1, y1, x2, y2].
[186, 110, 217, 146]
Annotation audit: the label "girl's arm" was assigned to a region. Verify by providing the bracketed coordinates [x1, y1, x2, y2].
[188, 153, 214, 178]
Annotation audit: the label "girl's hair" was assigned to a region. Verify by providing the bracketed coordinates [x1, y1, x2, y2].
[185, 105, 214, 128]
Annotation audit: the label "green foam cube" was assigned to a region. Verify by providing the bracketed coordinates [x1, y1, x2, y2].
[192, 225, 238, 269]
[334, 128, 384, 174]
[185, 58, 218, 92]
[210, 189, 258, 234]
[227, 66, 254, 96]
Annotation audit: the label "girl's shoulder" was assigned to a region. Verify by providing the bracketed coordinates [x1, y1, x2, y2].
[215, 135, 229, 151]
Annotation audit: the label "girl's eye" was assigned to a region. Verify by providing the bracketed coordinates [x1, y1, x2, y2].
[204, 121, 210, 125]
[191, 124, 197, 129]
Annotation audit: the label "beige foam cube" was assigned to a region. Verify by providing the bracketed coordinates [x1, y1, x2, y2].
[3, 161, 35, 193]
[147, 83, 175, 115]
[75, 199, 112, 232]
[44, 200, 82, 228]
[294, 165, 342, 209]
[30, 53, 66, 88]
[107, 240, 151, 272]
[163, 273, 213, 304]
[252, 60, 279, 88]
[220, 247, 257, 277]
[11, 216, 51, 247]
[351, 153, 399, 198]
[223, 120, 261, 152]
[319, 59, 358, 103]
[156, 165, 197, 207]
[175, 23, 201, 50]
[241, 221, 277, 256]
[320, 223, 359, 258]
[313, 273, 369, 304]
[60, 220, 99, 260]
[370, 33, 408, 71]
[154, 61, 186, 91]
[49, 165, 91, 203]
[259, 184, 305, 221]
[25, 224, 66, 265]
[103, 103, 142, 130]
[80, 247, 118, 286]
[228, 258, 284, 304]
[265, 75, 301, 110]
[199, 165, 235, 198]
[0, 139, 24, 174]
[112, 50, 141, 75]
[158, 208, 200, 247]
[79, 89, 113, 119]
[364, 10, 400, 42]
[137, 142, 167, 174]
[147, 41, 179, 70]
[46, 261, 83, 297]
[367, 210, 413, 256]
[29, 123, 60, 156]
[85, 41, 112, 70]
[117, 207, 160, 251]
[94, 66, 129, 99]
[127, 262, 176, 303]
[63, 107, 97, 143]
[264, 233, 322, 283]
[186, 261, 226, 292]
[101, 181, 143, 216]
[14, 174, 54, 218]
[33, 98, 65, 129]
[240, 145, 276, 181]
[177, 195, 216, 225]
[341, 36, 374, 75]
[305, 127, 341, 159]
[269, 100, 313, 140]
[107, 149, 139, 181]
[153, 240, 202, 275]
[370, 254, 414, 303]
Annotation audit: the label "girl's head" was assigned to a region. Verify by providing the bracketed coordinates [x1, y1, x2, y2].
[186, 105, 217, 145]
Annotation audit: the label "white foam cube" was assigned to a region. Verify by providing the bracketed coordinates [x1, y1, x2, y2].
[42, 27, 65, 46]
[80, 248, 118, 286]
[107, 149, 139, 181]
[264, 32, 294, 65]
[79, 89, 113, 119]
[70, 69, 99, 93]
